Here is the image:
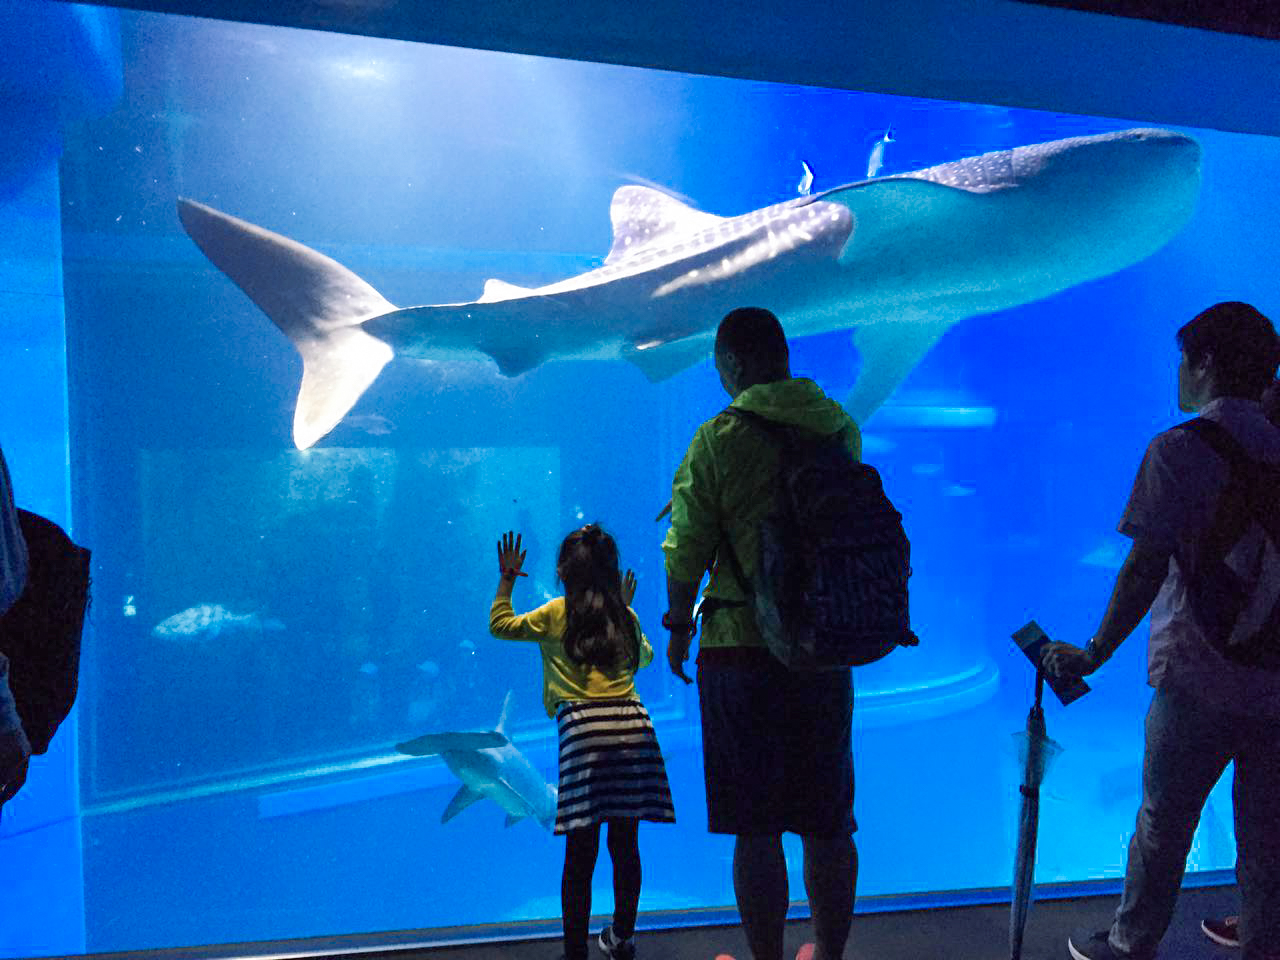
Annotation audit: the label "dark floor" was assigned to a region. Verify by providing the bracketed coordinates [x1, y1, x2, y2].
[318, 885, 1241, 960]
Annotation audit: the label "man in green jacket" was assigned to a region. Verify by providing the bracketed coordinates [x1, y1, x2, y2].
[663, 307, 860, 960]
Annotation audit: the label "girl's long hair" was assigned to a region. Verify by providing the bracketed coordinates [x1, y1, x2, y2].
[557, 524, 639, 671]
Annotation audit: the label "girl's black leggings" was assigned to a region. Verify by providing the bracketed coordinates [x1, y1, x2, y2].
[561, 818, 641, 960]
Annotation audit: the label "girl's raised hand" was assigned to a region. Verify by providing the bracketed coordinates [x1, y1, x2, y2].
[497, 531, 528, 579]
[622, 569, 637, 606]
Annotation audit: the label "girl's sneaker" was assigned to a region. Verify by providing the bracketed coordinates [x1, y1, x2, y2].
[1201, 916, 1240, 949]
[598, 925, 636, 960]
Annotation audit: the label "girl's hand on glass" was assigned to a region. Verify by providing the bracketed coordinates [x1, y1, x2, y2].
[622, 569, 637, 606]
[497, 530, 527, 579]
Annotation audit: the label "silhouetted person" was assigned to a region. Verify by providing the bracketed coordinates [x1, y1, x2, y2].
[490, 526, 675, 960]
[663, 307, 861, 960]
[1041, 302, 1280, 960]
[0, 443, 30, 811]
[1200, 372, 1280, 954]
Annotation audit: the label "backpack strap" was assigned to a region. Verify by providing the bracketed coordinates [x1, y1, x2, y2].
[1174, 416, 1280, 561]
[1176, 417, 1252, 472]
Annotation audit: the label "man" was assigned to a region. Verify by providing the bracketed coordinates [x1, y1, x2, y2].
[1041, 302, 1280, 960]
[0, 442, 30, 811]
[662, 307, 860, 960]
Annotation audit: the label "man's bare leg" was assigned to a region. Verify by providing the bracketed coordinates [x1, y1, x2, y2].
[801, 832, 856, 960]
[734, 833, 788, 960]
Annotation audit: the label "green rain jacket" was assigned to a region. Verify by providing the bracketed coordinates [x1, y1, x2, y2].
[662, 377, 861, 649]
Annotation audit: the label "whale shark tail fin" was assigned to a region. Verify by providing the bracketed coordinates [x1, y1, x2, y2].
[177, 199, 396, 449]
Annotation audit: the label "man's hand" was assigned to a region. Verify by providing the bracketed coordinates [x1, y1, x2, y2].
[667, 629, 693, 685]
[1040, 641, 1097, 679]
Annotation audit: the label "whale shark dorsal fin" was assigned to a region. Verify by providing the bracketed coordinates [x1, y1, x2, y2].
[479, 278, 535, 303]
[605, 185, 725, 264]
[496, 690, 514, 737]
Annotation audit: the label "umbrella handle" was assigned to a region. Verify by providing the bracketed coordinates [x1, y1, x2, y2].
[1034, 670, 1044, 710]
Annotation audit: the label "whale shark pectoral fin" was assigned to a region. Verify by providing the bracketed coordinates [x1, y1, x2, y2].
[844, 319, 955, 426]
[394, 731, 506, 756]
[442, 785, 484, 824]
[622, 335, 713, 383]
[484, 345, 546, 377]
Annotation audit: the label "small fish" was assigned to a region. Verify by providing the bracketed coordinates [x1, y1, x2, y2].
[797, 160, 814, 196]
[152, 603, 283, 640]
[866, 127, 895, 179]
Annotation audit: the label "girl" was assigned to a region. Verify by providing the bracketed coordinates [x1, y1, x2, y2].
[490, 525, 676, 960]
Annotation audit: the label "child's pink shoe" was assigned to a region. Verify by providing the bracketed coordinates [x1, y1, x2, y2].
[794, 944, 816, 960]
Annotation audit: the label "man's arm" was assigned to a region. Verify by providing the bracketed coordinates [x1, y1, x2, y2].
[665, 577, 700, 684]
[662, 425, 721, 683]
[1041, 540, 1170, 677]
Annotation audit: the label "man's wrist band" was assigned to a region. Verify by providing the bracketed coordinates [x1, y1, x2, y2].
[661, 611, 694, 632]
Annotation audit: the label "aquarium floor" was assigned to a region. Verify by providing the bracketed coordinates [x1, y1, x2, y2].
[314, 884, 1239, 960]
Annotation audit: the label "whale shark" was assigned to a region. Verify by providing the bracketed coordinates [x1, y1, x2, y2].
[395, 691, 558, 831]
[177, 128, 1200, 449]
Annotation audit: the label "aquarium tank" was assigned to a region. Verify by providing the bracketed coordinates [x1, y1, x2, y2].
[0, 1, 1277, 956]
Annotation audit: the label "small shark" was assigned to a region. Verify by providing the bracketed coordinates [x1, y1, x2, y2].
[395, 691, 558, 831]
[177, 128, 1200, 449]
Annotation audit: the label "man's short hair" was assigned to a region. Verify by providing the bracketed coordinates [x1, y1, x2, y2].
[1176, 301, 1280, 400]
[715, 307, 789, 380]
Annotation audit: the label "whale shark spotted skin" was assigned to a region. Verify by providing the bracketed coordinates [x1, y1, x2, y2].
[395, 691, 558, 831]
[178, 128, 1200, 449]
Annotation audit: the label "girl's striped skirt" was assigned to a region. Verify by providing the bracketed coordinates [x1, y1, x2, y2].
[554, 698, 676, 834]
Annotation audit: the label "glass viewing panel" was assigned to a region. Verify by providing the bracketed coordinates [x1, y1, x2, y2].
[5, 2, 1276, 955]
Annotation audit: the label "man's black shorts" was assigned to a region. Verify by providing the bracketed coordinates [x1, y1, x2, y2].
[697, 646, 855, 836]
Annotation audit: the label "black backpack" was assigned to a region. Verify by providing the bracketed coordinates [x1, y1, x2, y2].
[1176, 418, 1280, 671]
[720, 408, 916, 670]
[0, 510, 91, 754]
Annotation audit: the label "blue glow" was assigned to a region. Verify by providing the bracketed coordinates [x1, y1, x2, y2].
[0, 4, 1273, 957]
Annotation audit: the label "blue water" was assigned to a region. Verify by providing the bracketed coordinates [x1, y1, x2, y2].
[1, 4, 1278, 957]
